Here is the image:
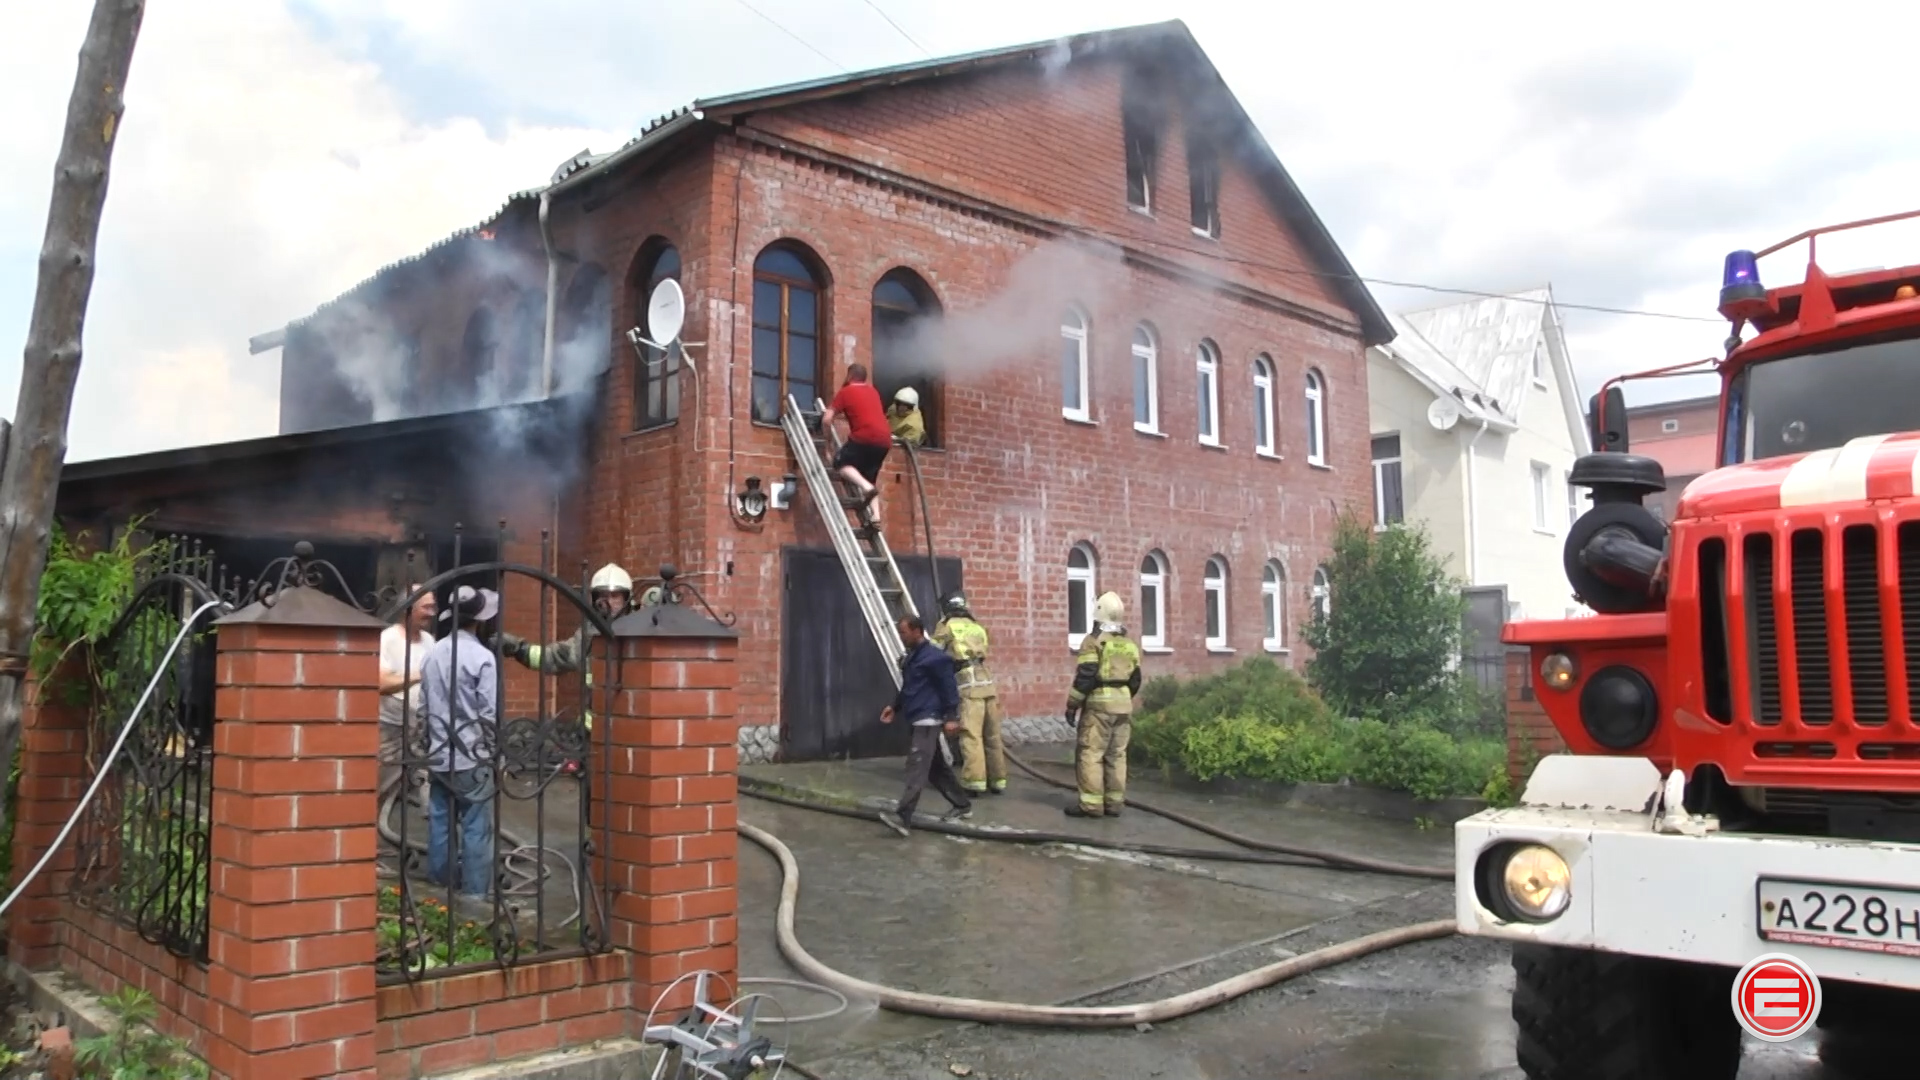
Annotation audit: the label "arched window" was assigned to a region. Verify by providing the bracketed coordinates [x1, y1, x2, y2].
[1262, 560, 1286, 651]
[1068, 542, 1097, 647]
[558, 264, 612, 395]
[1196, 340, 1221, 445]
[1311, 565, 1331, 624]
[460, 307, 499, 410]
[1132, 325, 1159, 433]
[752, 243, 825, 423]
[1253, 354, 1276, 456]
[1061, 308, 1090, 422]
[1203, 557, 1229, 649]
[872, 268, 943, 446]
[631, 241, 682, 430]
[505, 291, 542, 401]
[1305, 370, 1327, 466]
[1139, 550, 1168, 650]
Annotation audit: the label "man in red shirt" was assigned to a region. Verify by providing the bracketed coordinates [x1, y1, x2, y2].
[819, 363, 894, 514]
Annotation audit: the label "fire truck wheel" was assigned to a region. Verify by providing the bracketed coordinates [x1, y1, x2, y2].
[1511, 943, 1741, 1080]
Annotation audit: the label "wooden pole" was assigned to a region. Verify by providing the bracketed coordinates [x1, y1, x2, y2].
[0, 0, 146, 836]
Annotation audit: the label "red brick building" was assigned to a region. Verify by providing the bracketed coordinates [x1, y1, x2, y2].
[75, 21, 1393, 761]
[1625, 394, 1718, 521]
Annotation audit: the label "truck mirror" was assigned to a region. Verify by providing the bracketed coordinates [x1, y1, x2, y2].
[1588, 387, 1628, 453]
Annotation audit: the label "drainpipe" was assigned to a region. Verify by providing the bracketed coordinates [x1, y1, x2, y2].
[1462, 417, 1491, 585]
[539, 191, 558, 397]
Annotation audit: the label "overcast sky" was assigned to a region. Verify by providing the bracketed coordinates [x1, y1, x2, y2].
[6, 0, 1920, 462]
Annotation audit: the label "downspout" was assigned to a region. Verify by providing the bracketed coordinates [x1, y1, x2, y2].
[539, 191, 558, 397]
[1462, 417, 1491, 585]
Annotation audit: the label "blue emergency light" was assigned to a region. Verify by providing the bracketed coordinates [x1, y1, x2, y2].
[1718, 249, 1768, 320]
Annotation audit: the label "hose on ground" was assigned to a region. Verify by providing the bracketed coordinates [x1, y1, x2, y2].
[740, 820, 1456, 1028]
[1001, 749, 1452, 879]
[740, 783, 1398, 874]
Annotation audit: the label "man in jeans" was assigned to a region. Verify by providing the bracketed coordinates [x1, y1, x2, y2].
[877, 615, 971, 837]
[377, 586, 437, 812]
[818, 363, 893, 515]
[421, 585, 500, 898]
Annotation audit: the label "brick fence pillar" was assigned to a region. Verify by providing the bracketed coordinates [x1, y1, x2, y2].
[7, 655, 92, 968]
[204, 587, 386, 1080]
[598, 601, 740, 1023]
[1506, 645, 1565, 790]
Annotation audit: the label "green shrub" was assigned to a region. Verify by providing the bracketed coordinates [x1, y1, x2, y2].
[1178, 714, 1351, 784]
[1128, 658, 1330, 769]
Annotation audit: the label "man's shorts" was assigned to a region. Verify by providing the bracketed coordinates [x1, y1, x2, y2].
[832, 439, 891, 484]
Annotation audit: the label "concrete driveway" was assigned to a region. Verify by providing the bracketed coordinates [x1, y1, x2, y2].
[729, 750, 1869, 1079]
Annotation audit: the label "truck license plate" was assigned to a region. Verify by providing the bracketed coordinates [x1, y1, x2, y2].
[1757, 878, 1920, 957]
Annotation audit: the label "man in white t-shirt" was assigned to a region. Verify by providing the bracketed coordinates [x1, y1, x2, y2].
[379, 586, 438, 815]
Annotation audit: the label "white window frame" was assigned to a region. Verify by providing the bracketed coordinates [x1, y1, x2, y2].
[1196, 340, 1221, 446]
[1566, 472, 1581, 527]
[1531, 461, 1552, 533]
[1253, 354, 1276, 456]
[1068, 542, 1097, 648]
[1310, 566, 1330, 624]
[1532, 344, 1547, 387]
[1261, 560, 1286, 653]
[1132, 325, 1159, 434]
[1139, 550, 1169, 651]
[1371, 433, 1403, 529]
[1305, 370, 1327, 467]
[1062, 308, 1090, 422]
[1661, 417, 1680, 434]
[1203, 556, 1229, 651]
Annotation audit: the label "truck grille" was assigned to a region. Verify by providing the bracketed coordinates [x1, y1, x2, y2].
[1696, 516, 1920, 779]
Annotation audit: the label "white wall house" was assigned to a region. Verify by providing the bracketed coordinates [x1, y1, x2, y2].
[1366, 287, 1592, 623]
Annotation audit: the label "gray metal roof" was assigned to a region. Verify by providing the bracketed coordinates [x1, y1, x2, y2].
[1379, 288, 1559, 427]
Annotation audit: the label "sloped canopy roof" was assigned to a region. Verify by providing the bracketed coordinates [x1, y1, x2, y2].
[1380, 289, 1557, 428]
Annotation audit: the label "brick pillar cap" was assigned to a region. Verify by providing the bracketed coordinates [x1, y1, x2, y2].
[216, 586, 387, 629]
[610, 604, 738, 639]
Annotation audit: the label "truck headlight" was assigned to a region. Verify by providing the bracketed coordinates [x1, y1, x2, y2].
[1501, 845, 1572, 921]
[1579, 666, 1658, 750]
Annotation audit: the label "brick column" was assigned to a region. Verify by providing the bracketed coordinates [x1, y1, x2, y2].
[7, 656, 92, 968]
[203, 589, 386, 1080]
[598, 604, 740, 1022]
[1506, 645, 1565, 789]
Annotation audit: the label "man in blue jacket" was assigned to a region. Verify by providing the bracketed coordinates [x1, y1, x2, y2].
[878, 615, 972, 837]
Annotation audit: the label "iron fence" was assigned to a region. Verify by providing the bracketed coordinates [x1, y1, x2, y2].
[70, 538, 238, 962]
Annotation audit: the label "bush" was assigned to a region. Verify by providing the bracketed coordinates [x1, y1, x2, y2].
[1129, 658, 1330, 769]
[1180, 715, 1351, 784]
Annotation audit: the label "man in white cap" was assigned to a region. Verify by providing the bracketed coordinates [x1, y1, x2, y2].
[421, 584, 501, 897]
[887, 386, 926, 448]
[1063, 590, 1143, 818]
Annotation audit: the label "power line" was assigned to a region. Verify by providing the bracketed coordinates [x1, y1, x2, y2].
[732, 0, 848, 72]
[859, 0, 933, 57]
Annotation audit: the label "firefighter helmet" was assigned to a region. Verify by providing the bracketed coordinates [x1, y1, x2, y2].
[590, 563, 633, 596]
[894, 386, 919, 407]
[1094, 591, 1125, 624]
[942, 593, 970, 617]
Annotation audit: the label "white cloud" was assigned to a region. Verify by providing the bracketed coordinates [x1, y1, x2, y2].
[6, 0, 1920, 461]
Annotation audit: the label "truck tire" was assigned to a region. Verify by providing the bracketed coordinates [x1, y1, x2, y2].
[1512, 943, 1742, 1080]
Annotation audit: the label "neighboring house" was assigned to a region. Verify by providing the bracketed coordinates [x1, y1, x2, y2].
[63, 20, 1394, 762]
[1366, 288, 1591, 623]
[1626, 394, 1718, 522]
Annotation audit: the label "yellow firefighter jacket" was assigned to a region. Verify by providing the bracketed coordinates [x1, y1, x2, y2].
[1066, 627, 1143, 715]
[933, 615, 995, 699]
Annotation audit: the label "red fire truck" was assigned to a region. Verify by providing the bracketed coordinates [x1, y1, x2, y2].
[1455, 210, 1920, 1079]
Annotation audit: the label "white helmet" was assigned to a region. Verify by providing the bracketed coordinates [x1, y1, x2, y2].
[590, 563, 633, 595]
[1094, 591, 1125, 624]
[893, 386, 919, 407]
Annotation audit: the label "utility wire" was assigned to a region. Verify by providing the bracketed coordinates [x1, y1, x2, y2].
[733, 0, 849, 72]
[859, 0, 933, 57]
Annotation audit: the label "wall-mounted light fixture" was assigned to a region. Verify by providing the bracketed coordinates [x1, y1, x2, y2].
[737, 476, 768, 522]
[770, 474, 799, 511]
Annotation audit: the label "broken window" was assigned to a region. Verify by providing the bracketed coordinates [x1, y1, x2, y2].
[1122, 71, 1163, 212]
[460, 307, 499, 411]
[751, 243, 825, 424]
[872, 268, 942, 447]
[1187, 134, 1220, 239]
[632, 241, 682, 430]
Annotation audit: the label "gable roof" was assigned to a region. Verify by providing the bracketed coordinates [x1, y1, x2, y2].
[1373, 287, 1590, 451]
[276, 20, 1389, 346]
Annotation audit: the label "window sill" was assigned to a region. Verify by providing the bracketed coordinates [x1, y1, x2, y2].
[1063, 413, 1097, 427]
[1191, 226, 1220, 242]
[1129, 204, 1154, 218]
[1199, 439, 1228, 452]
[1263, 643, 1289, 655]
[1134, 424, 1167, 438]
[1308, 459, 1331, 471]
[1256, 449, 1281, 461]
[1143, 645, 1174, 655]
[624, 420, 680, 440]
[1207, 645, 1235, 655]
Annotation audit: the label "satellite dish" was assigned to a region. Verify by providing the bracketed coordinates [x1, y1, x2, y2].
[646, 279, 686, 346]
[1427, 397, 1462, 431]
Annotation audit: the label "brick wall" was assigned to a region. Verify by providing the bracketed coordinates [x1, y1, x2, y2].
[375, 957, 631, 1077]
[1506, 645, 1566, 790]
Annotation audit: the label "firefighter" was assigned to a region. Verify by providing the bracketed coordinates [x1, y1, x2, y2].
[496, 563, 634, 749]
[933, 593, 1007, 796]
[888, 386, 926, 448]
[1063, 590, 1142, 818]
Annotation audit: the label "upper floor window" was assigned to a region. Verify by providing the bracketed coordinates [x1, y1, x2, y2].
[751, 242, 824, 424]
[559, 264, 612, 396]
[1132, 325, 1159, 433]
[1662, 418, 1680, 434]
[1305, 370, 1327, 466]
[872, 268, 943, 447]
[1203, 556, 1229, 649]
[1253, 354, 1276, 455]
[1061, 308, 1090, 422]
[1196, 340, 1221, 445]
[1372, 434, 1404, 527]
[1122, 93, 1160, 213]
[1187, 135, 1220, 239]
[461, 307, 499, 408]
[1139, 550, 1168, 650]
[1068, 542, 1097, 647]
[631, 241, 682, 430]
[1261, 560, 1286, 652]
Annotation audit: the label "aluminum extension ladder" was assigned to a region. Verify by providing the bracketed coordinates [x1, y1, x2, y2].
[780, 393, 918, 691]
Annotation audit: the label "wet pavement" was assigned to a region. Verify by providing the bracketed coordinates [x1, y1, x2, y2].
[728, 747, 1878, 1079]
